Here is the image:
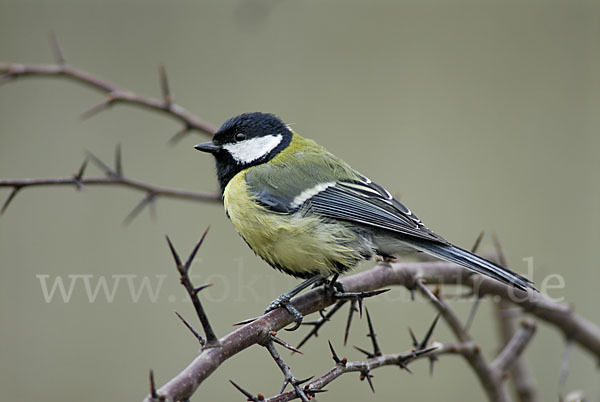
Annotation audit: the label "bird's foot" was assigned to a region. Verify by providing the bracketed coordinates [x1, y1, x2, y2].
[264, 294, 304, 331]
[321, 273, 345, 294]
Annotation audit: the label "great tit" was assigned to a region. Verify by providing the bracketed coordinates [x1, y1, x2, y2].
[196, 112, 535, 326]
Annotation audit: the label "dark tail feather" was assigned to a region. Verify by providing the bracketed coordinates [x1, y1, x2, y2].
[414, 241, 536, 291]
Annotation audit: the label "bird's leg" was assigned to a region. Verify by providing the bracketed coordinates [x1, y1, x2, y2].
[325, 273, 345, 293]
[265, 274, 323, 331]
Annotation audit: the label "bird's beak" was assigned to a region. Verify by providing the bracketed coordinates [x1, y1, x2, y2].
[194, 141, 222, 154]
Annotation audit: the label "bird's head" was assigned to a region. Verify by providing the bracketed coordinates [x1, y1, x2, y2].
[195, 112, 293, 191]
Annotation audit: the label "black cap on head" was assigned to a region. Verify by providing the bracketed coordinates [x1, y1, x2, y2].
[213, 112, 289, 144]
[196, 112, 293, 192]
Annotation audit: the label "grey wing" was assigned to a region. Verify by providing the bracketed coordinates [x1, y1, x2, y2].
[303, 177, 448, 244]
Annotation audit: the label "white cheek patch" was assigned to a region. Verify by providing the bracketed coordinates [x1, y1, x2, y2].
[223, 134, 283, 164]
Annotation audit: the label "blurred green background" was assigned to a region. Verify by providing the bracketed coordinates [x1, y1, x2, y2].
[1, 0, 599, 401]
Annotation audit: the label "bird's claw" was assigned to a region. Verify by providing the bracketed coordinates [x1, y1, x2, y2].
[264, 295, 304, 331]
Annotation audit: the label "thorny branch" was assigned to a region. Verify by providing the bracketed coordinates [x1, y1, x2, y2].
[264, 345, 437, 402]
[232, 310, 441, 402]
[1, 37, 220, 219]
[0, 59, 217, 137]
[0, 146, 220, 219]
[166, 227, 219, 347]
[495, 299, 538, 402]
[417, 281, 536, 402]
[2, 40, 598, 402]
[263, 339, 311, 402]
[493, 236, 538, 402]
[143, 260, 598, 402]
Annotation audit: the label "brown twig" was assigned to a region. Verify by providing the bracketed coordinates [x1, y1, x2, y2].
[0, 176, 217, 203]
[174, 311, 205, 347]
[558, 339, 574, 402]
[296, 300, 347, 350]
[417, 282, 512, 402]
[4, 42, 588, 402]
[408, 313, 441, 375]
[495, 299, 539, 402]
[166, 228, 219, 347]
[0, 62, 217, 136]
[142, 259, 593, 402]
[353, 307, 382, 359]
[265, 342, 439, 402]
[491, 320, 537, 373]
[492, 235, 539, 402]
[0, 149, 220, 217]
[417, 287, 538, 402]
[229, 380, 264, 402]
[263, 339, 310, 402]
[267, 311, 442, 402]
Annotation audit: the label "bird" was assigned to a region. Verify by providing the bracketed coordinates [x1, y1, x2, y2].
[195, 112, 535, 328]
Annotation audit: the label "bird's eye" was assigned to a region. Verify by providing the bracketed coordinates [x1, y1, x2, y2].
[235, 132, 246, 141]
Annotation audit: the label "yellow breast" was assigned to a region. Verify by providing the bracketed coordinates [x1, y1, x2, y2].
[223, 169, 363, 277]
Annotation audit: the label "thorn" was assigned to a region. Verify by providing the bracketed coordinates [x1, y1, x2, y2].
[80, 96, 114, 120]
[229, 380, 259, 402]
[1, 187, 20, 215]
[328, 340, 341, 364]
[360, 370, 375, 393]
[193, 284, 213, 295]
[165, 235, 183, 268]
[184, 226, 210, 271]
[334, 289, 389, 320]
[279, 378, 290, 394]
[408, 327, 419, 348]
[149, 195, 157, 221]
[397, 358, 413, 374]
[353, 345, 375, 358]
[295, 376, 314, 386]
[418, 345, 441, 356]
[344, 299, 357, 346]
[464, 295, 481, 332]
[271, 334, 303, 354]
[296, 300, 346, 350]
[408, 315, 441, 376]
[232, 317, 259, 326]
[115, 144, 123, 177]
[73, 157, 89, 189]
[168, 125, 190, 145]
[174, 311, 205, 345]
[470, 231, 485, 253]
[365, 307, 381, 356]
[158, 65, 173, 107]
[358, 297, 363, 319]
[49, 32, 66, 65]
[429, 356, 437, 376]
[85, 150, 117, 177]
[149, 369, 158, 399]
[122, 192, 156, 225]
[420, 313, 441, 348]
[492, 233, 508, 267]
